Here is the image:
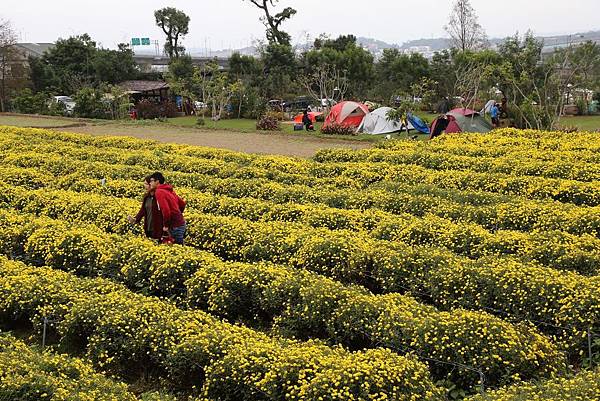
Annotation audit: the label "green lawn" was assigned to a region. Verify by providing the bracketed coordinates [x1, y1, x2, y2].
[167, 113, 440, 142]
[0, 115, 78, 128]
[556, 115, 600, 131]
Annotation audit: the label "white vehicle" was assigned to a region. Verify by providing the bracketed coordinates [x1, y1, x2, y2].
[320, 98, 337, 107]
[194, 101, 208, 109]
[53, 96, 76, 115]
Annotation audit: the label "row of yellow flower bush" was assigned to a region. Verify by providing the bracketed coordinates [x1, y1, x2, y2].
[8, 126, 600, 185]
[0, 209, 566, 390]
[2, 127, 600, 207]
[467, 368, 600, 401]
[377, 128, 600, 157]
[0, 333, 176, 401]
[0, 125, 258, 163]
[3, 140, 600, 239]
[0, 258, 444, 400]
[315, 129, 600, 182]
[0, 184, 597, 357]
[314, 146, 600, 183]
[2, 164, 599, 276]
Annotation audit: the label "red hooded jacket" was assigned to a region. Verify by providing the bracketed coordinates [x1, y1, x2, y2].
[154, 184, 186, 229]
[135, 184, 186, 239]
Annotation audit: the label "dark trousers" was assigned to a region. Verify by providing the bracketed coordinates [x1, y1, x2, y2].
[171, 224, 187, 245]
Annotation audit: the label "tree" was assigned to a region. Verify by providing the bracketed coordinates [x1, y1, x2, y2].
[445, 0, 488, 52]
[0, 18, 17, 111]
[72, 86, 106, 119]
[372, 49, 429, 103]
[299, 65, 349, 113]
[154, 7, 190, 58]
[492, 32, 600, 130]
[93, 43, 138, 85]
[302, 35, 374, 99]
[260, 43, 297, 99]
[244, 0, 296, 46]
[165, 55, 196, 115]
[29, 34, 138, 94]
[229, 53, 263, 117]
[195, 62, 242, 120]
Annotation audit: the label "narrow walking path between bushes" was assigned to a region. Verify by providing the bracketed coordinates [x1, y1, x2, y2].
[0, 113, 373, 158]
[51, 123, 373, 158]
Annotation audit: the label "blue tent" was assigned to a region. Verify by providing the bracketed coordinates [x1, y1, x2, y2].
[407, 113, 430, 134]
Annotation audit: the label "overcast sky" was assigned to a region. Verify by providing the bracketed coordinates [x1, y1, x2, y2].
[6, 0, 600, 50]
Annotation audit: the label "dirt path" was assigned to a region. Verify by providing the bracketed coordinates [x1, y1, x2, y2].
[53, 124, 372, 158]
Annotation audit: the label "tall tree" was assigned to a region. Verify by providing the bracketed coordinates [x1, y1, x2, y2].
[154, 7, 190, 59]
[302, 35, 374, 99]
[373, 49, 429, 102]
[229, 53, 263, 117]
[445, 0, 488, 52]
[0, 18, 17, 111]
[29, 34, 138, 94]
[244, 0, 296, 46]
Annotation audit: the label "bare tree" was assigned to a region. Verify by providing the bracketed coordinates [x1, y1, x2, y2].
[453, 60, 490, 110]
[299, 65, 348, 113]
[445, 0, 488, 52]
[0, 18, 17, 112]
[244, 0, 296, 46]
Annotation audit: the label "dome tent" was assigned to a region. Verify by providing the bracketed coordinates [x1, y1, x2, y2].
[293, 111, 323, 123]
[430, 108, 492, 138]
[358, 107, 414, 135]
[324, 101, 369, 129]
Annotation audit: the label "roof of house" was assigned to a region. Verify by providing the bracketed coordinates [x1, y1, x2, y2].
[15, 43, 55, 57]
[118, 80, 170, 92]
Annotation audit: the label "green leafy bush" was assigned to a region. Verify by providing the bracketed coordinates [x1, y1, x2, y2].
[73, 87, 107, 119]
[11, 89, 54, 115]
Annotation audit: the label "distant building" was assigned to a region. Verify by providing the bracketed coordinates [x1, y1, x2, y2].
[401, 45, 435, 60]
[132, 54, 229, 73]
[4, 43, 54, 81]
[13, 43, 55, 59]
[118, 80, 170, 103]
[0, 43, 51, 102]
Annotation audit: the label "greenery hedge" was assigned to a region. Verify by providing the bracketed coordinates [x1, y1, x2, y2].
[0, 209, 566, 390]
[0, 258, 444, 400]
[0, 183, 597, 357]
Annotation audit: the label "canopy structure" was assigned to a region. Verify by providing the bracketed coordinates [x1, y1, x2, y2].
[430, 108, 492, 137]
[358, 107, 413, 135]
[324, 101, 369, 129]
[293, 111, 323, 124]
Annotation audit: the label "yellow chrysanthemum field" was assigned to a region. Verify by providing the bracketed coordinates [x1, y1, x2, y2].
[0, 125, 599, 400]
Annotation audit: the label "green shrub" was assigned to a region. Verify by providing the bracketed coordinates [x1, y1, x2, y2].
[11, 89, 52, 115]
[73, 87, 107, 119]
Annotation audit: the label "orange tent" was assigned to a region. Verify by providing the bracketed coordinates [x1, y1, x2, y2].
[293, 111, 323, 123]
[324, 101, 369, 128]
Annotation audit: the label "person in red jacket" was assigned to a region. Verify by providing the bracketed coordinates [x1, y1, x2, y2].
[148, 172, 187, 244]
[128, 173, 186, 244]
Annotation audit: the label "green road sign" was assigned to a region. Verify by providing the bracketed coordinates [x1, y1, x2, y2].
[141, 38, 151, 45]
[131, 38, 141, 46]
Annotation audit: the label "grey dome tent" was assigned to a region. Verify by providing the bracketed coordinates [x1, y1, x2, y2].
[358, 107, 413, 135]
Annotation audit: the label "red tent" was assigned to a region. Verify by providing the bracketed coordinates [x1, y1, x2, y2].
[324, 101, 369, 128]
[293, 111, 323, 123]
[430, 108, 492, 138]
